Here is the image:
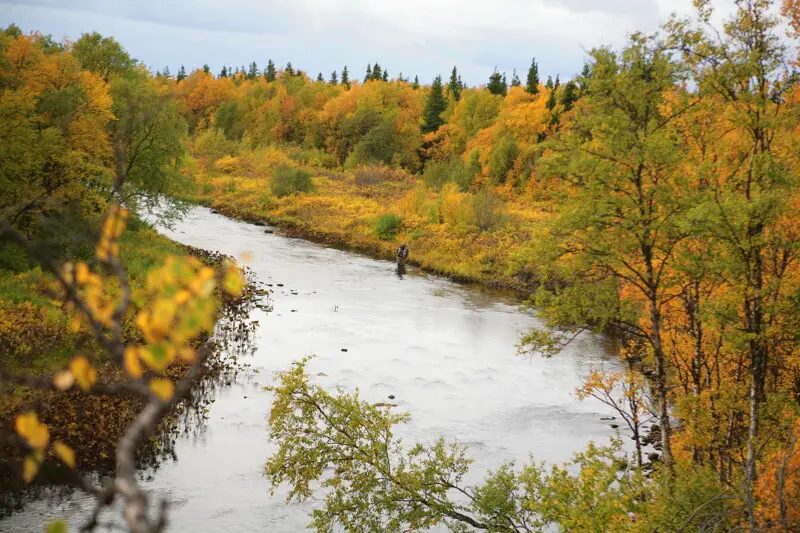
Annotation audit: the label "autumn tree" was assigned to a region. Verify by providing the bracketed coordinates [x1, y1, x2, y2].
[0, 29, 248, 532]
[264, 358, 734, 533]
[666, 0, 800, 525]
[72, 32, 135, 82]
[1, 32, 113, 238]
[527, 35, 697, 467]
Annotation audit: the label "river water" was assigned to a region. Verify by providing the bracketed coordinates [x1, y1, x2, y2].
[1, 206, 621, 532]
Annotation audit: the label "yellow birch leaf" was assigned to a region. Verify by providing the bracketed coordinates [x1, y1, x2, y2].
[223, 267, 244, 296]
[150, 379, 175, 402]
[53, 371, 75, 391]
[179, 347, 196, 362]
[69, 356, 97, 391]
[53, 441, 76, 469]
[15, 412, 49, 450]
[23, 455, 39, 483]
[123, 347, 144, 379]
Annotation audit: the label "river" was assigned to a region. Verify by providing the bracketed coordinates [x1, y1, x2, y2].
[1, 206, 621, 532]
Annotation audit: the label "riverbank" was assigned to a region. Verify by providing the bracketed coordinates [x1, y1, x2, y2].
[182, 151, 555, 296]
[0, 220, 259, 513]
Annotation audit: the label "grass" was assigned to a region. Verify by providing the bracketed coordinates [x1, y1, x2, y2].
[0, 221, 189, 375]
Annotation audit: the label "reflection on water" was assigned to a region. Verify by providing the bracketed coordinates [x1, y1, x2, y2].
[1, 207, 621, 532]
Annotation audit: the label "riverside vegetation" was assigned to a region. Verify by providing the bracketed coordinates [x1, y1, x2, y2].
[3, 0, 800, 531]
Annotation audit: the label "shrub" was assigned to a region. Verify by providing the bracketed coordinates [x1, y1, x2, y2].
[215, 155, 240, 174]
[353, 166, 410, 187]
[288, 147, 339, 169]
[271, 165, 314, 198]
[396, 184, 429, 217]
[488, 134, 518, 184]
[214, 101, 244, 140]
[471, 188, 505, 231]
[0, 242, 31, 272]
[192, 128, 239, 166]
[424, 158, 476, 192]
[439, 183, 472, 226]
[374, 213, 402, 240]
[422, 160, 453, 190]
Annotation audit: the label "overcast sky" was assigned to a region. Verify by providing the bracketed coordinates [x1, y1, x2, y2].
[2, 0, 737, 85]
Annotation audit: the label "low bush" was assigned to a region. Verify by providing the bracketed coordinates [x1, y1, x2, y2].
[271, 165, 314, 198]
[373, 213, 402, 240]
[471, 188, 505, 231]
[354, 166, 412, 187]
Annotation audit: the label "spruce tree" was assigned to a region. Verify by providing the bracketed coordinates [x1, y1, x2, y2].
[177, 65, 187, 82]
[382, 68, 388, 81]
[560, 80, 579, 111]
[412, 75, 419, 89]
[526, 58, 540, 94]
[248, 61, 259, 80]
[578, 63, 592, 92]
[330, 70, 338, 85]
[203, 64, 210, 74]
[371, 63, 382, 81]
[341, 66, 350, 88]
[447, 66, 461, 101]
[510, 69, 521, 87]
[422, 75, 447, 133]
[546, 83, 558, 111]
[554, 74, 560, 90]
[265, 59, 276, 82]
[285, 62, 295, 76]
[316, 72, 324, 82]
[163, 65, 171, 78]
[545, 75, 554, 89]
[487, 69, 506, 96]
[220, 66, 228, 78]
[365, 63, 372, 82]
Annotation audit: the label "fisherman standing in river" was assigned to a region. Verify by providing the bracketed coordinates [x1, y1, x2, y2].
[396, 243, 409, 274]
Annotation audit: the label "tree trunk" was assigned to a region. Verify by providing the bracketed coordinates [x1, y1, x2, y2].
[650, 298, 673, 468]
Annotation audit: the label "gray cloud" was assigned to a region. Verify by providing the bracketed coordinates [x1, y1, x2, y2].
[1, 0, 706, 85]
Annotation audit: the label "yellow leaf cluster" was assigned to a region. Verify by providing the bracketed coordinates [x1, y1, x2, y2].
[69, 356, 98, 391]
[15, 412, 49, 451]
[128, 256, 224, 375]
[96, 204, 129, 261]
